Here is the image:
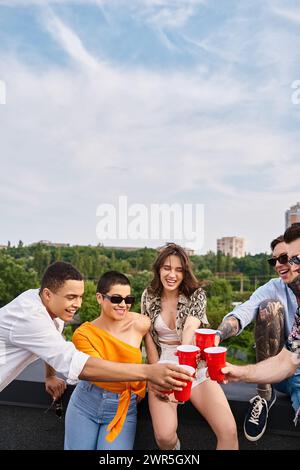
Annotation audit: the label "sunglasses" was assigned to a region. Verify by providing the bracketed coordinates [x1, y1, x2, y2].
[288, 255, 300, 266]
[101, 293, 135, 305]
[267, 254, 289, 267]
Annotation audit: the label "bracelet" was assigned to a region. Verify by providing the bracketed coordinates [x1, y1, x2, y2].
[215, 330, 222, 337]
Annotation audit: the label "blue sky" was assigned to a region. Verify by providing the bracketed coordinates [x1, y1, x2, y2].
[0, 0, 300, 254]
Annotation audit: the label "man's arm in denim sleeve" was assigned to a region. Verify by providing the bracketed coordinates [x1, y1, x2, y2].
[218, 279, 276, 338]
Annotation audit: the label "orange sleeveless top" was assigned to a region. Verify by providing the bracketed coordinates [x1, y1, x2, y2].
[72, 322, 146, 443]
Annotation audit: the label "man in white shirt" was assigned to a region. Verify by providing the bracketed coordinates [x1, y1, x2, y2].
[215, 234, 299, 442]
[0, 261, 192, 401]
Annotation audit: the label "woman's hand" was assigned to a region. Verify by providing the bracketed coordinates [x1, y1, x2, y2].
[148, 382, 172, 401]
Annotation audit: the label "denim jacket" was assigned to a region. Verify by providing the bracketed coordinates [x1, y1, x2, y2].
[224, 277, 300, 376]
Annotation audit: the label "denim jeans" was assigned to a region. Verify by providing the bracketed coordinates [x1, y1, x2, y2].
[274, 374, 300, 425]
[64, 380, 137, 450]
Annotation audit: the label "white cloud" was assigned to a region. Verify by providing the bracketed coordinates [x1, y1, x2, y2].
[1, 47, 298, 251]
[1, 1, 300, 253]
[44, 11, 100, 70]
[140, 4, 196, 29]
[272, 6, 300, 25]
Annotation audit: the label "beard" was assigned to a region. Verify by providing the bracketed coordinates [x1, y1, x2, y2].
[288, 274, 300, 306]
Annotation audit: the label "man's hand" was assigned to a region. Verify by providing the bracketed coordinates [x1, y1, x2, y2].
[214, 334, 221, 346]
[221, 362, 247, 384]
[147, 363, 193, 391]
[45, 376, 66, 400]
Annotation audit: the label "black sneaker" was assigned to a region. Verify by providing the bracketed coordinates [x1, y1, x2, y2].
[244, 389, 276, 441]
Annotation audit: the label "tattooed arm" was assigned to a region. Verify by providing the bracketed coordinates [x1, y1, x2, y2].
[215, 316, 241, 345]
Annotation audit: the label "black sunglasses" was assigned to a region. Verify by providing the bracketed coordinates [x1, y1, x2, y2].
[267, 254, 289, 267]
[101, 293, 135, 305]
[288, 255, 300, 266]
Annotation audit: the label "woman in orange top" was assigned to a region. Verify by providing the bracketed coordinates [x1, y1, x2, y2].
[64, 271, 151, 450]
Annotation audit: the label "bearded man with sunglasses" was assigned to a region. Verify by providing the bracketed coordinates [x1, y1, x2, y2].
[0, 262, 192, 408]
[222, 224, 300, 437]
[215, 234, 298, 442]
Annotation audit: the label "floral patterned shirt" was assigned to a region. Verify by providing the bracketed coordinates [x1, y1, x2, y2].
[141, 287, 208, 356]
[286, 277, 300, 361]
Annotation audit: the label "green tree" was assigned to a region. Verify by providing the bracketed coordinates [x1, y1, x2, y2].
[92, 253, 110, 278]
[197, 268, 214, 280]
[261, 256, 270, 277]
[206, 297, 229, 327]
[205, 278, 233, 304]
[0, 253, 39, 306]
[216, 251, 226, 273]
[32, 245, 51, 279]
[78, 280, 99, 323]
[136, 248, 156, 271]
[55, 247, 62, 262]
[71, 248, 85, 273]
[225, 254, 234, 273]
[226, 327, 256, 364]
[128, 271, 153, 312]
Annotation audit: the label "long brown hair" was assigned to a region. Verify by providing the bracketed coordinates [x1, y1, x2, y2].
[149, 243, 200, 297]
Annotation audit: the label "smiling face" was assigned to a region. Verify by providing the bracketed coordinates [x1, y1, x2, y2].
[41, 279, 84, 322]
[159, 254, 184, 293]
[272, 241, 296, 284]
[96, 283, 132, 322]
[287, 238, 300, 277]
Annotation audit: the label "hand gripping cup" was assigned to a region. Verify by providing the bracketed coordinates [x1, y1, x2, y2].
[176, 345, 200, 369]
[158, 360, 178, 394]
[173, 365, 195, 403]
[194, 329, 216, 360]
[204, 346, 227, 382]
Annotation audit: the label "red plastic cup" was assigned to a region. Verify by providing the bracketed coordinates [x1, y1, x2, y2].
[158, 360, 178, 394]
[173, 365, 195, 403]
[204, 346, 227, 382]
[194, 329, 216, 360]
[176, 345, 200, 369]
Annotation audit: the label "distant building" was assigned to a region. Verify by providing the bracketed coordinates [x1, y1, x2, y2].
[0, 244, 7, 250]
[217, 237, 245, 258]
[285, 202, 300, 228]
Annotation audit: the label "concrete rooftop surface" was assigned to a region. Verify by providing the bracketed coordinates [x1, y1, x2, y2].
[0, 360, 300, 451]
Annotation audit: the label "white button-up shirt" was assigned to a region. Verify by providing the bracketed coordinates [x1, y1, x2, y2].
[0, 289, 89, 392]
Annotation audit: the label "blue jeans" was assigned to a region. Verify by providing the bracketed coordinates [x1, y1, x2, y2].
[274, 375, 300, 424]
[64, 381, 137, 450]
